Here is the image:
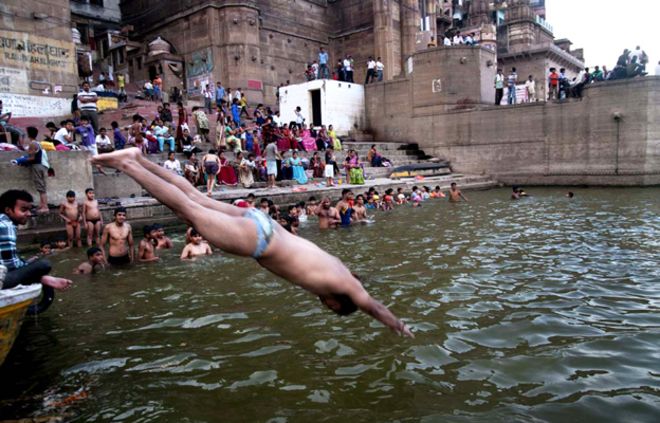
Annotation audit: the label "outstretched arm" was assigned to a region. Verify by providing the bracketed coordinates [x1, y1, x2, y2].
[349, 288, 413, 338]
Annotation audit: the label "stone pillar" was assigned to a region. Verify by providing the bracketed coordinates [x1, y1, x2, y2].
[373, 0, 400, 79]
[400, 0, 419, 73]
[426, 0, 437, 39]
[216, 4, 263, 102]
[504, 0, 536, 51]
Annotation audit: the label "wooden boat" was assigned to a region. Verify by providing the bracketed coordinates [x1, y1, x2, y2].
[0, 284, 42, 366]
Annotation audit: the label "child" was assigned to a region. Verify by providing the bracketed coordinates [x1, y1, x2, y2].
[95, 127, 113, 153]
[75, 116, 97, 156]
[152, 223, 173, 249]
[74, 247, 106, 274]
[410, 186, 422, 207]
[39, 240, 52, 256]
[306, 196, 318, 217]
[324, 151, 337, 186]
[111, 121, 126, 150]
[59, 190, 82, 247]
[82, 188, 102, 247]
[180, 229, 212, 260]
[382, 189, 394, 211]
[431, 185, 446, 199]
[137, 225, 160, 262]
[422, 186, 431, 200]
[52, 237, 70, 252]
[396, 187, 407, 205]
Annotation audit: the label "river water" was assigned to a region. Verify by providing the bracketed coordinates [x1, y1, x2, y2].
[1, 188, 658, 422]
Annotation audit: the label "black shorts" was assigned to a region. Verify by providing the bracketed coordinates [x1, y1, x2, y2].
[107, 254, 130, 266]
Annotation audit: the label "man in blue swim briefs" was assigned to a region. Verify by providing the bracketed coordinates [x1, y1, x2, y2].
[92, 148, 413, 338]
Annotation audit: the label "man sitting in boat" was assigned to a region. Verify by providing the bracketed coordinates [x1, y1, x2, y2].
[0, 190, 73, 292]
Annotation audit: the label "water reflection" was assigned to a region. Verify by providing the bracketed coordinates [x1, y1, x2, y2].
[0, 188, 658, 422]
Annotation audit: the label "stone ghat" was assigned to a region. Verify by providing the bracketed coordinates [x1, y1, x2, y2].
[16, 174, 496, 243]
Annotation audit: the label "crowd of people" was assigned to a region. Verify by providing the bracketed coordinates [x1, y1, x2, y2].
[304, 47, 385, 85]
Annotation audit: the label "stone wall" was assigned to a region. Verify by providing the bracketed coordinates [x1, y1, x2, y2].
[0, 151, 94, 204]
[366, 51, 660, 186]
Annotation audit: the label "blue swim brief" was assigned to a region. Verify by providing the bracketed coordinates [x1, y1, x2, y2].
[244, 208, 274, 258]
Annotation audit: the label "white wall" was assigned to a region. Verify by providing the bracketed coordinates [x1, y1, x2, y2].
[278, 79, 365, 136]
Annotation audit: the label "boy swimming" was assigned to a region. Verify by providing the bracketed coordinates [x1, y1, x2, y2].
[180, 229, 213, 260]
[92, 149, 413, 337]
[74, 247, 106, 274]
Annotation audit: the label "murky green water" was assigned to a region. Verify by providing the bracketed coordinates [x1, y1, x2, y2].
[1, 188, 659, 422]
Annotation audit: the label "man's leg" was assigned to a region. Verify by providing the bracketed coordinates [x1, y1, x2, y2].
[3, 260, 52, 289]
[93, 149, 258, 255]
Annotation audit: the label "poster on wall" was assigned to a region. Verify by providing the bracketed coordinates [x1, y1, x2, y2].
[0, 30, 76, 74]
[0, 67, 28, 94]
[186, 48, 214, 95]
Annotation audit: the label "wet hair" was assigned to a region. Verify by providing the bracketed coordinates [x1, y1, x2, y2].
[114, 206, 127, 216]
[385, 188, 393, 195]
[308, 196, 317, 202]
[246, 193, 256, 200]
[356, 194, 365, 201]
[66, 190, 75, 197]
[152, 223, 163, 230]
[341, 188, 351, 196]
[85, 188, 94, 194]
[190, 228, 200, 237]
[143, 224, 153, 236]
[567, 191, 575, 198]
[40, 240, 51, 248]
[260, 198, 269, 205]
[450, 182, 457, 187]
[411, 186, 418, 191]
[27, 126, 38, 139]
[87, 247, 102, 257]
[322, 293, 358, 316]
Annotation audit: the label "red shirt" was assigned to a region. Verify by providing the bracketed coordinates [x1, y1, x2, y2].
[549, 72, 559, 87]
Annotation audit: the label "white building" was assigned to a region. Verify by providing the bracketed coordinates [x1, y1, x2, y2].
[278, 79, 365, 136]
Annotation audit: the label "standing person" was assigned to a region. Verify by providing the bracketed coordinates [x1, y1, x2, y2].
[100, 207, 134, 265]
[365, 56, 376, 84]
[318, 47, 330, 79]
[117, 73, 126, 103]
[324, 150, 337, 187]
[343, 55, 354, 83]
[144, 80, 154, 101]
[192, 106, 210, 142]
[77, 81, 99, 132]
[10, 129, 50, 213]
[82, 188, 102, 247]
[202, 149, 221, 196]
[524, 75, 536, 103]
[548, 67, 559, 100]
[58, 190, 82, 247]
[376, 57, 384, 82]
[231, 98, 241, 126]
[239, 90, 250, 118]
[294, 106, 305, 130]
[264, 138, 281, 189]
[202, 84, 213, 113]
[176, 102, 188, 149]
[316, 197, 340, 229]
[0, 190, 73, 291]
[111, 121, 126, 150]
[448, 182, 468, 202]
[153, 74, 163, 101]
[215, 82, 225, 108]
[336, 60, 345, 81]
[494, 68, 505, 106]
[507, 67, 518, 105]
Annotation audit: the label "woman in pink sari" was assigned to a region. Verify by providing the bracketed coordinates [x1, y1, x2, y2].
[217, 151, 238, 185]
[300, 124, 316, 151]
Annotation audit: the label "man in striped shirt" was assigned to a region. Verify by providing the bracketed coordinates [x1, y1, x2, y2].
[77, 81, 99, 132]
[0, 190, 72, 291]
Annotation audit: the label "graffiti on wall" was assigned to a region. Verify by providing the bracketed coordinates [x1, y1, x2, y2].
[0, 67, 28, 94]
[187, 48, 213, 78]
[0, 93, 70, 118]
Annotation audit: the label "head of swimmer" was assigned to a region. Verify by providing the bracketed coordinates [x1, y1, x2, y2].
[113, 207, 127, 223]
[318, 273, 362, 316]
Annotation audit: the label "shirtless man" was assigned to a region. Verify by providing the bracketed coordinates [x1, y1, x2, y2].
[137, 225, 159, 262]
[180, 229, 213, 260]
[152, 224, 173, 249]
[91, 149, 413, 337]
[59, 190, 82, 247]
[74, 247, 106, 274]
[316, 197, 341, 229]
[448, 182, 468, 202]
[101, 207, 134, 265]
[82, 188, 102, 247]
[352, 195, 368, 222]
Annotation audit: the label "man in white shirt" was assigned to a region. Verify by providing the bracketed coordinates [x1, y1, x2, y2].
[524, 75, 536, 103]
[311, 61, 319, 79]
[376, 57, 384, 81]
[273, 111, 283, 127]
[202, 84, 213, 112]
[365, 57, 376, 84]
[443, 36, 451, 46]
[144, 80, 154, 100]
[343, 55, 354, 83]
[452, 31, 464, 45]
[234, 88, 242, 101]
[54, 120, 74, 146]
[95, 127, 113, 152]
[77, 81, 99, 132]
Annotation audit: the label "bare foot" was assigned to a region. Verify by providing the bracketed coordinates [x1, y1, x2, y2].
[91, 147, 141, 169]
[41, 275, 73, 291]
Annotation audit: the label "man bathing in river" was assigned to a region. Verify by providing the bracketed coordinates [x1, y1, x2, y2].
[449, 182, 468, 202]
[92, 149, 413, 337]
[101, 207, 134, 265]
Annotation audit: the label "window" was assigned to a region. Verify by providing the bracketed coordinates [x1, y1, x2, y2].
[137, 57, 142, 70]
[90, 0, 104, 6]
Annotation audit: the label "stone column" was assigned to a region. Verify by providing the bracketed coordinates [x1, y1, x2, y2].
[426, 0, 437, 39]
[373, 0, 399, 79]
[400, 0, 419, 71]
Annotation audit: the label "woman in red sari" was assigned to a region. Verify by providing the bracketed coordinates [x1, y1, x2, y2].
[309, 151, 324, 178]
[217, 151, 238, 185]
